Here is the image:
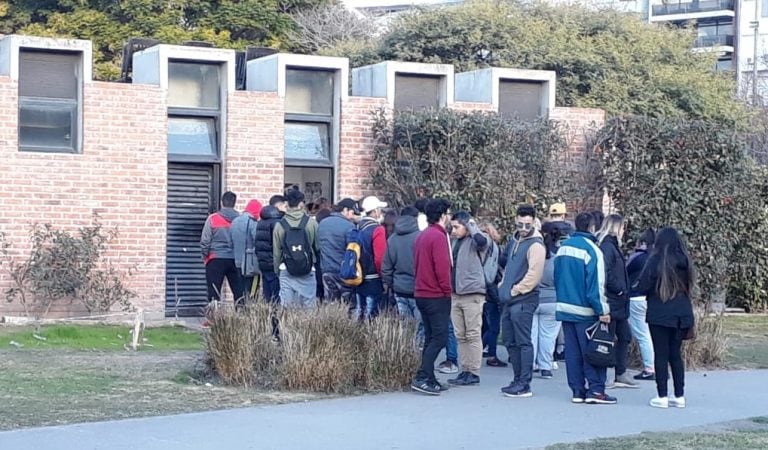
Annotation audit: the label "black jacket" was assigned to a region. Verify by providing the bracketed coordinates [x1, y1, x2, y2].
[599, 235, 630, 320]
[255, 206, 282, 274]
[635, 253, 694, 330]
[626, 249, 649, 298]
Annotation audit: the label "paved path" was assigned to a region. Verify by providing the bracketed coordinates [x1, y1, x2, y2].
[2, 355, 767, 450]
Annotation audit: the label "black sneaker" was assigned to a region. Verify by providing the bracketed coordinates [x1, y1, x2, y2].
[502, 383, 533, 398]
[448, 371, 470, 385]
[435, 380, 450, 392]
[554, 351, 566, 362]
[633, 370, 656, 381]
[486, 357, 508, 367]
[540, 370, 553, 379]
[585, 392, 617, 405]
[411, 379, 440, 396]
[452, 373, 480, 386]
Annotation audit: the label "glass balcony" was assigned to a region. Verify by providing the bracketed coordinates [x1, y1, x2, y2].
[694, 34, 735, 47]
[652, 0, 734, 16]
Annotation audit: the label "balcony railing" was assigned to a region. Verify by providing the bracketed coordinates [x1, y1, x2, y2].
[694, 34, 735, 47]
[652, 0, 734, 16]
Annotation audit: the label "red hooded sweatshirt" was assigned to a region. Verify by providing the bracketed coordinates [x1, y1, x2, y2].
[413, 223, 452, 299]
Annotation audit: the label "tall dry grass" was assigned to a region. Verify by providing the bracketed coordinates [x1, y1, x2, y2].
[206, 302, 421, 393]
[205, 302, 281, 386]
[364, 313, 421, 392]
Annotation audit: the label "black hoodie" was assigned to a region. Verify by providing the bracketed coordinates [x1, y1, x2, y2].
[255, 206, 283, 274]
[381, 215, 420, 297]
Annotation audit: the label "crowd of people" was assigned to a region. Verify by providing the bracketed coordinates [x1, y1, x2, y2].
[200, 189, 695, 409]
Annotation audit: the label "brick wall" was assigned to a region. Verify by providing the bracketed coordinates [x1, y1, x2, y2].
[225, 91, 285, 206]
[337, 96, 389, 199]
[0, 78, 168, 317]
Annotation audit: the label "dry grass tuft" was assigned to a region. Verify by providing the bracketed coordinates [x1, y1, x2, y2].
[205, 302, 281, 386]
[206, 302, 421, 393]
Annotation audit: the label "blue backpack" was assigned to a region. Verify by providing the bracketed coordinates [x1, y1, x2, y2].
[339, 227, 364, 287]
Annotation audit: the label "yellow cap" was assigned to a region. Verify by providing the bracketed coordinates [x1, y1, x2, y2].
[549, 203, 567, 215]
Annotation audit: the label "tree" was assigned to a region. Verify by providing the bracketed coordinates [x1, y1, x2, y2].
[288, 5, 379, 54]
[0, 0, 327, 80]
[324, 0, 748, 125]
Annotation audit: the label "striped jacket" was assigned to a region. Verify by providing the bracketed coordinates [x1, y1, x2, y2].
[554, 231, 609, 322]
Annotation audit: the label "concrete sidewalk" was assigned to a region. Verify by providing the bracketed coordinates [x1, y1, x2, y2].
[1, 357, 767, 450]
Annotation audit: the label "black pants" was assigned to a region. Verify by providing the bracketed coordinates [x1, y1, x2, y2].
[261, 271, 280, 304]
[205, 259, 244, 305]
[502, 301, 537, 385]
[649, 324, 685, 398]
[415, 298, 452, 383]
[611, 318, 632, 376]
[482, 302, 502, 358]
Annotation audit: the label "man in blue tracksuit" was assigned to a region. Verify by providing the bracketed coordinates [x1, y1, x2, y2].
[554, 212, 616, 405]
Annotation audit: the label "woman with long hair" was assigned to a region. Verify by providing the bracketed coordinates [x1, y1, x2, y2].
[479, 222, 507, 367]
[635, 227, 695, 409]
[596, 214, 637, 389]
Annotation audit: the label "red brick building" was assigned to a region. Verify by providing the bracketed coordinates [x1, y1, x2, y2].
[0, 35, 604, 318]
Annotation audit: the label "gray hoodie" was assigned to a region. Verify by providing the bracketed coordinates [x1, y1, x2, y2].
[200, 207, 240, 262]
[382, 215, 420, 297]
[451, 223, 489, 296]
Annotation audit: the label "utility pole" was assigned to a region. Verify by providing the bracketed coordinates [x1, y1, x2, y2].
[752, 0, 761, 105]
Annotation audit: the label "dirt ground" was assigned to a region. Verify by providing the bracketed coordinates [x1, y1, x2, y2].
[0, 349, 327, 430]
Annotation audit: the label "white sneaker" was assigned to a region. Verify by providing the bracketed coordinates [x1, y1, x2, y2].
[669, 396, 686, 408]
[553, 362, 559, 370]
[437, 361, 459, 374]
[650, 397, 669, 408]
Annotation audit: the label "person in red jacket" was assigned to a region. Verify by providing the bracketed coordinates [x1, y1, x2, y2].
[411, 198, 453, 396]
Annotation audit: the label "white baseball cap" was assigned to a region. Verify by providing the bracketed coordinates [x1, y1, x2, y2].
[361, 196, 388, 213]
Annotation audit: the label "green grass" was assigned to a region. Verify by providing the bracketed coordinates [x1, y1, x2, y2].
[548, 421, 768, 449]
[0, 325, 203, 351]
[724, 315, 768, 369]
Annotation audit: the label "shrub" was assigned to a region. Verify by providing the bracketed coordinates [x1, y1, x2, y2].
[2, 220, 136, 317]
[371, 108, 568, 236]
[598, 116, 751, 308]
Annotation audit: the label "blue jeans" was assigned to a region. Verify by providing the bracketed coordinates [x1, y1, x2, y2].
[629, 296, 655, 371]
[482, 302, 502, 357]
[355, 292, 381, 320]
[563, 321, 607, 397]
[395, 295, 424, 342]
[446, 320, 458, 364]
[531, 302, 560, 371]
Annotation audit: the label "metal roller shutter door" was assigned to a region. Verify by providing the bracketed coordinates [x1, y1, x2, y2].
[166, 163, 216, 316]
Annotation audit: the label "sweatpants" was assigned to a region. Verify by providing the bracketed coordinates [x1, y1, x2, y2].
[563, 321, 607, 397]
[415, 298, 452, 383]
[205, 259, 244, 305]
[279, 270, 317, 308]
[502, 301, 537, 385]
[451, 293, 485, 376]
[649, 324, 686, 398]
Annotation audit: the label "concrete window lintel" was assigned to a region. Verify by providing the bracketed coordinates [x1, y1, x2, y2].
[245, 53, 349, 100]
[132, 44, 236, 93]
[0, 34, 93, 82]
[455, 67, 556, 117]
[352, 60, 455, 107]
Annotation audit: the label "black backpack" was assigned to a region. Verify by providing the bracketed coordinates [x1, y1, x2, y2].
[280, 216, 313, 276]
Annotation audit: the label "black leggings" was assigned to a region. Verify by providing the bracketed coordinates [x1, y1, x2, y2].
[649, 324, 685, 398]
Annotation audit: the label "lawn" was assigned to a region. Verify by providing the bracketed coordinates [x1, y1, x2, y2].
[0, 324, 204, 351]
[0, 324, 326, 430]
[723, 315, 768, 369]
[548, 417, 768, 450]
